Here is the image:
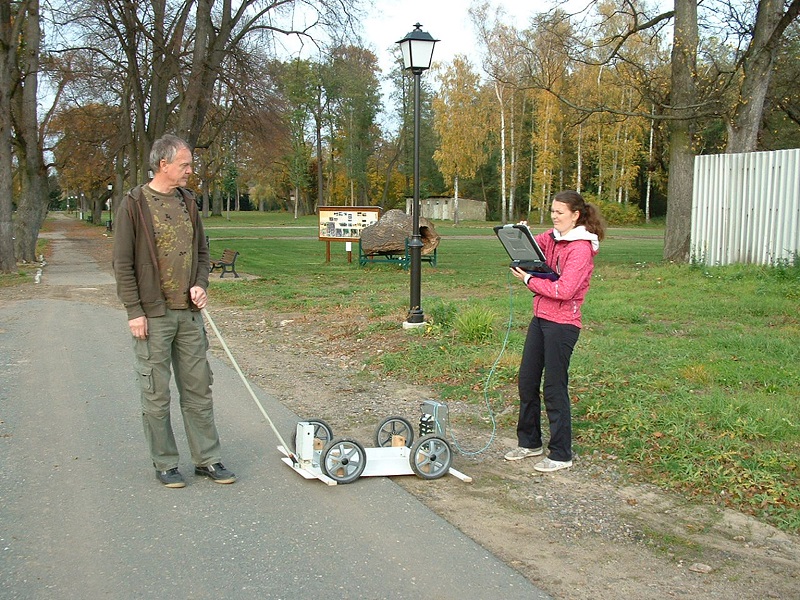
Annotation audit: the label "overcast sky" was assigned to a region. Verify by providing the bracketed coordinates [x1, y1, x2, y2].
[362, 0, 552, 75]
[359, 0, 560, 130]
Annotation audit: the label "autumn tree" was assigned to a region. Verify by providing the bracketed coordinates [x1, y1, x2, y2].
[526, 0, 800, 261]
[272, 59, 317, 217]
[325, 45, 382, 206]
[392, 54, 442, 207]
[530, 89, 561, 218]
[725, 0, 800, 152]
[760, 22, 800, 149]
[234, 80, 289, 212]
[52, 0, 360, 181]
[49, 104, 118, 222]
[432, 55, 490, 225]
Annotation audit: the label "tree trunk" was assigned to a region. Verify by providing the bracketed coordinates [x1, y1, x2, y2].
[453, 174, 460, 225]
[509, 97, 516, 220]
[576, 123, 582, 194]
[663, 0, 699, 263]
[0, 0, 14, 272]
[527, 143, 534, 217]
[596, 67, 604, 201]
[315, 85, 325, 210]
[211, 184, 222, 217]
[646, 108, 654, 223]
[726, 0, 800, 152]
[13, 0, 48, 263]
[93, 196, 107, 225]
[495, 82, 507, 223]
[178, 0, 216, 146]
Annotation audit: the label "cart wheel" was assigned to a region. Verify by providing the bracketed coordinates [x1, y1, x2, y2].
[374, 416, 415, 448]
[291, 418, 334, 449]
[306, 419, 334, 446]
[320, 438, 367, 484]
[410, 435, 452, 480]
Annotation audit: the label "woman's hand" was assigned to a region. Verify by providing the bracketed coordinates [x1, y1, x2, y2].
[511, 266, 529, 283]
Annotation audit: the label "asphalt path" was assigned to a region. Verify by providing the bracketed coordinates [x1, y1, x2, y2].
[0, 228, 551, 600]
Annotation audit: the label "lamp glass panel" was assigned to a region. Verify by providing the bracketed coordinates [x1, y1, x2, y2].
[400, 41, 412, 70]
[410, 39, 436, 69]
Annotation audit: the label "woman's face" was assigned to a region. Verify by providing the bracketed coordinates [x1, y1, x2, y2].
[551, 200, 579, 235]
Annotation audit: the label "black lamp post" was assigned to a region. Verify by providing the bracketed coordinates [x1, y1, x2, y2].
[397, 23, 438, 327]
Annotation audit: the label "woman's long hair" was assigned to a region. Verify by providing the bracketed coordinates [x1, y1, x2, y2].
[553, 190, 606, 241]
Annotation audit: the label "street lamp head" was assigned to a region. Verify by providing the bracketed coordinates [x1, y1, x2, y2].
[107, 183, 113, 191]
[397, 23, 438, 72]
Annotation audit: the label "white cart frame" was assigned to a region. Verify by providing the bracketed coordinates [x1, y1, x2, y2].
[279, 420, 471, 486]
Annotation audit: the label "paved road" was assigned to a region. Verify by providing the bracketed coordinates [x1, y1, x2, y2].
[0, 226, 551, 599]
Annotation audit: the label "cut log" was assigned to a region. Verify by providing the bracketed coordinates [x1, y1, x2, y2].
[359, 209, 440, 255]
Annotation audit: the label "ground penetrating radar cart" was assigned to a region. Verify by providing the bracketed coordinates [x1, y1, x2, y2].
[201, 308, 470, 488]
[279, 403, 471, 486]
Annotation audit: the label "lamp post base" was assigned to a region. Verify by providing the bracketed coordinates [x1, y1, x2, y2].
[402, 319, 427, 330]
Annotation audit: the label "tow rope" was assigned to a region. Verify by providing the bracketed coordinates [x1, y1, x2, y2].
[202, 308, 298, 465]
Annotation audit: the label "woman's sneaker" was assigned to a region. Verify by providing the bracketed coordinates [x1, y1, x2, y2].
[533, 457, 573, 472]
[504, 446, 543, 461]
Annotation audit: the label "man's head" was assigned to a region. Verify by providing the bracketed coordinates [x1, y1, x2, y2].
[149, 135, 193, 192]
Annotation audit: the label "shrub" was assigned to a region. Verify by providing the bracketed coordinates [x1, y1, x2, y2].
[454, 306, 496, 344]
[527, 195, 645, 226]
[593, 200, 645, 226]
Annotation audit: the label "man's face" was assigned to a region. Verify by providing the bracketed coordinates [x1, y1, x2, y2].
[159, 147, 193, 189]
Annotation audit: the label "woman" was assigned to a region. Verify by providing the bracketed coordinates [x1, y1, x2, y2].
[504, 190, 606, 473]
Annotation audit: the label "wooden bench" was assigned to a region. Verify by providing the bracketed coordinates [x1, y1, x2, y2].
[358, 238, 437, 270]
[210, 249, 240, 278]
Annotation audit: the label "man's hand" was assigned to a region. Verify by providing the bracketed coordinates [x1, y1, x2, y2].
[129, 316, 148, 339]
[190, 286, 208, 310]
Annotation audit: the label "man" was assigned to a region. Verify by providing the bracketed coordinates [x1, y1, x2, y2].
[113, 134, 235, 488]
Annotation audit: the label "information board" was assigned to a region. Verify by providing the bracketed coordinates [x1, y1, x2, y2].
[318, 206, 381, 242]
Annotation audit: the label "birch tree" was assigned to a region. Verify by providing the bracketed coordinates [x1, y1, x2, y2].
[473, 2, 524, 223]
[531, 89, 559, 219]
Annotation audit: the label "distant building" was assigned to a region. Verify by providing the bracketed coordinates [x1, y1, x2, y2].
[405, 196, 487, 221]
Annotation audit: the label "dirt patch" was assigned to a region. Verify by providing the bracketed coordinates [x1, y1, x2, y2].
[15, 216, 800, 600]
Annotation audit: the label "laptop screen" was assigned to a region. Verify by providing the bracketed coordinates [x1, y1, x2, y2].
[494, 224, 547, 262]
[494, 224, 558, 279]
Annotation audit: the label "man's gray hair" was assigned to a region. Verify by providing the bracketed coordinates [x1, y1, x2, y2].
[149, 134, 191, 173]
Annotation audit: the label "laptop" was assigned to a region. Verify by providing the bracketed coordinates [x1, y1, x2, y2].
[493, 224, 559, 280]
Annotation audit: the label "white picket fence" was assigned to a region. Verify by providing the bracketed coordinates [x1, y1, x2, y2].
[691, 148, 800, 266]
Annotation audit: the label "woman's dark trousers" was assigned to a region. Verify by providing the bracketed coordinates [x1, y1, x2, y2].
[517, 317, 580, 462]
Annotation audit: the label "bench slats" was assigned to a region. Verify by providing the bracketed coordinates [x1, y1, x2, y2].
[210, 249, 240, 278]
